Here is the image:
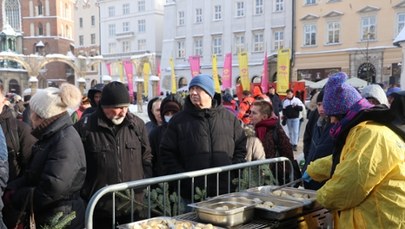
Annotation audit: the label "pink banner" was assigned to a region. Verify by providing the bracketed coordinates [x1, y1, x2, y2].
[106, 62, 112, 76]
[123, 60, 134, 97]
[222, 53, 232, 90]
[261, 52, 269, 93]
[188, 56, 201, 77]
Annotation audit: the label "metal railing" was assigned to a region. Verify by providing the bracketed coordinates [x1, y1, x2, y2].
[85, 157, 294, 229]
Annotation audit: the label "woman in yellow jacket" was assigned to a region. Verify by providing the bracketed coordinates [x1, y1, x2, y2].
[304, 72, 405, 229]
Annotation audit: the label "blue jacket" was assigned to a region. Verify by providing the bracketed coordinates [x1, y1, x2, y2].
[0, 127, 8, 228]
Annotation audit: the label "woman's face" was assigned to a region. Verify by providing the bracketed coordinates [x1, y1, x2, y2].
[30, 111, 43, 129]
[250, 105, 268, 125]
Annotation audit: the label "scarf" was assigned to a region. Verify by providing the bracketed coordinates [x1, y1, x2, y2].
[31, 112, 66, 139]
[254, 116, 278, 142]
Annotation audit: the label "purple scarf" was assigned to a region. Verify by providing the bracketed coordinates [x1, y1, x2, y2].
[329, 98, 374, 138]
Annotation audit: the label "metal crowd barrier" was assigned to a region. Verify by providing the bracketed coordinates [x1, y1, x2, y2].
[85, 157, 294, 229]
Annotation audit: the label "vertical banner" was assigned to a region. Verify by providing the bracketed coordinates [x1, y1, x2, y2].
[118, 61, 124, 82]
[106, 63, 112, 76]
[212, 54, 221, 93]
[143, 62, 150, 96]
[222, 53, 232, 90]
[261, 52, 269, 94]
[238, 52, 250, 91]
[277, 48, 291, 96]
[169, 57, 177, 94]
[188, 56, 201, 77]
[156, 60, 161, 95]
[123, 60, 134, 98]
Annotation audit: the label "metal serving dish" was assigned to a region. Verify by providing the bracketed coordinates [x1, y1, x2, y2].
[245, 186, 318, 208]
[253, 195, 305, 220]
[117, 217, 220, 229]
[188, 193, 261, 227]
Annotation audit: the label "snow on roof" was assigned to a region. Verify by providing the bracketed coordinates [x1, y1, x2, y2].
[393, 26, 405, 47]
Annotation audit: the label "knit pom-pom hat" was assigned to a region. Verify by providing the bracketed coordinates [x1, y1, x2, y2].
[30, 83, 82, 119]
[323, 72, 363, 116]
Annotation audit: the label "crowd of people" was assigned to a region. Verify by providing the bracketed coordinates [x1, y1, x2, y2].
[0, 71, 402, 228]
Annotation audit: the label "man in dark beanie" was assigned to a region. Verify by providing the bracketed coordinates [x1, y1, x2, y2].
[75, 81, 152, 228]
[160, 74, 247, 200]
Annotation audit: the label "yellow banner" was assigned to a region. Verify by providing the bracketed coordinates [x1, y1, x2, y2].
[143, 62, 150, 96]
[169, 58, 177, 94]
[276, 49, 290, 96]
[212, 55, 221, 93]
[238, 52, 250, 91]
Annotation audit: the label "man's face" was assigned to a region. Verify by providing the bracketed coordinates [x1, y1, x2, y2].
[189, 86, 212, 109]
[317, 102, 325, 117]
[102, 106, 128, 125]
[152, 100, 162, 125]
[269, 88, 275, 95]
[93, 92, 102, 105]
[286, 91, 294, 99]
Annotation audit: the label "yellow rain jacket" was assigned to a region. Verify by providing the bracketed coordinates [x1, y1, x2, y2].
[306, 121, 405, 229]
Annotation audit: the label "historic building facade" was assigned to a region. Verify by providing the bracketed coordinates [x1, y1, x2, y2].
[294, 0, 405, 86]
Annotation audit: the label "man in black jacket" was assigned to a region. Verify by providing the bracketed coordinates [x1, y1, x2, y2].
[160, 74, 247, 200]
[75, 81, 152, 228]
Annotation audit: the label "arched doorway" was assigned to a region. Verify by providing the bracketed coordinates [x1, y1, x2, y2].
[357, 63, 376, 83]
[8, 79, 20, 94]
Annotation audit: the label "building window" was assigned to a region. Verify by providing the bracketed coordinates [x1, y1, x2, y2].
[274, 31, 284, 50]
[212, 36, 222, 55]
[91, 15, 95, 26]
[234, 33, 245, 53]
[361, 16, 376, 41]
[79, 17, 83, 28]
[138, 39, 146, 50]
[178, 11, 185, 26]
[108, 43, 116, 54]
[236, 2, 245, 17]
[275, 0, 284, 12]
[79, 35, 84, 46]
[194, 37, 203, 56]
[38, 23, 43, 35]
[108, 24, 116, 37]
[305, 0, 316, 5]
[138, 19, 145, 33]
[253, 31, 264, 52]
[122, 40, 131, 53]
[195, 8, 203, 23]
[304, 24, 317, 46]
[176, 40, 185, 58]
[123, 3, 130, 15]
[123, 21, 130, 32]
[38, 0, 43, 15]
[254, 0, 263, 15]
[398, 13, 405, 35]
[91, 33, 96, 44]
[214, 5, 222, 21]
[108, 6, 115, 17]
[5, 0, 21, 31]
[138, 0, 145, 12]
[327, 21, 340, 44]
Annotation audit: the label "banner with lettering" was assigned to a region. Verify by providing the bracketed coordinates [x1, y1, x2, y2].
[212, 54, 221, 93]
[277, 48, 291, 96]
[123, 60, 134, 97]
[169, 57, 177, 93]
[261, 52, 269, 94]
[238, 52, 250, 91]
[222, 53, 232, 90]
[188, 56, 200, 77]
[143, 62, 151, 96]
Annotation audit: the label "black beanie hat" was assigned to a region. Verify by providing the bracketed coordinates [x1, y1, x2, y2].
[100, 81, 130, 108]
[316, 90, 324, 103]
[162, 101, 180, 116]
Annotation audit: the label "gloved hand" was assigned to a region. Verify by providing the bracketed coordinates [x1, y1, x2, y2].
[302, 171, 312, 182]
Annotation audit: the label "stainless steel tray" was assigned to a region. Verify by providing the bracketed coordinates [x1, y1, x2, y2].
[188, 193, 261, 227]
[253, 195, 305, 220]
[117, 216, 220, 229]
[244, 186, 318, 208]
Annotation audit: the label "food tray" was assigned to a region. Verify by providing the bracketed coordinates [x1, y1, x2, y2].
[244, 186, 318, 208]
[117, 216, 219, 229]
[253, 195, 305, 220]
[188, 194, 261, 227]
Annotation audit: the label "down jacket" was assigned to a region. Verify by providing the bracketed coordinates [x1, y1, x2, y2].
[160, 95, 247, 198]
[307, 121, 405, 228]
[9, 113, 86, 228]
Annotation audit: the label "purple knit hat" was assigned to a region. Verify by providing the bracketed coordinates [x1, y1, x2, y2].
[323, 72, 363, 116]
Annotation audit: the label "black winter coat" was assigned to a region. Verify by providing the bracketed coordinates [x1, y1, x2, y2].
[75, 108, 153, 202]
[9, 113, 86, 228]
[160, 95, 247, 198]
[0, 106, 36, 181]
